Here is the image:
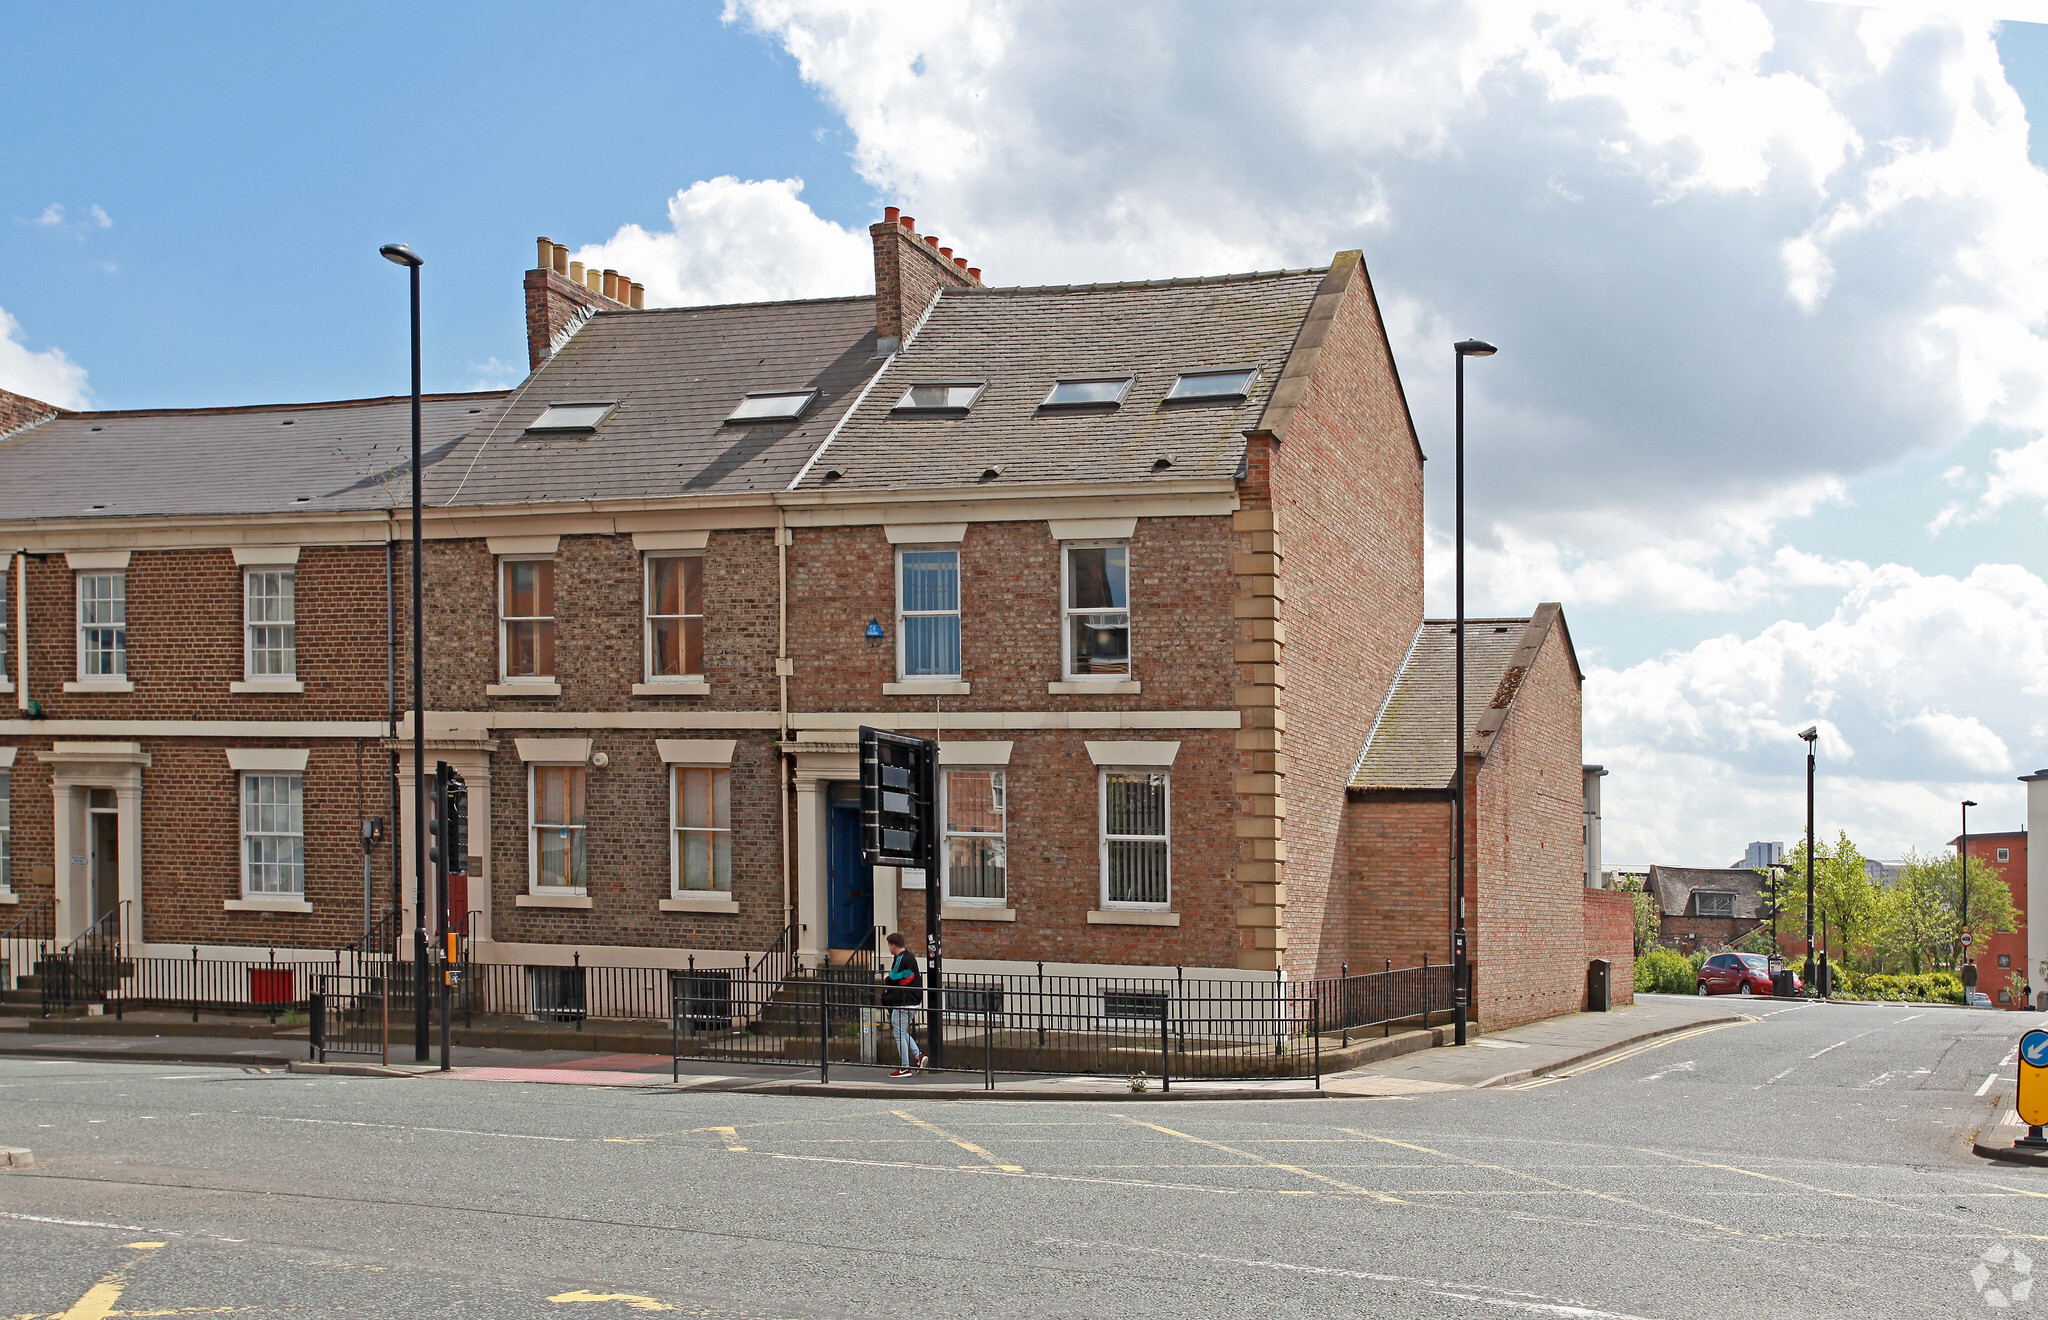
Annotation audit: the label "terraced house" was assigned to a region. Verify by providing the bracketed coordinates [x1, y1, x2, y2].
[0, 210, 1628, 1030]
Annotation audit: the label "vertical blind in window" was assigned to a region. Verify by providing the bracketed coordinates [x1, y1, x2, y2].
[899, 550, 961, 677]
[533, 765, 586, 887]
[242, 773, 304, 895]
[1066, 547, 1129, 677]
[79, 572, 126, 677]
[502, 560, 556, 678]
[647, 556, 705, 678]
[674, 767, 731, 891]
[944, 769, 1006, 901]
[1103, 771, 1168, 905]
[245, 570, 296, 677]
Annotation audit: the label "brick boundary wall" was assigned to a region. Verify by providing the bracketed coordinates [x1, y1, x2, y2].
[1583, 888, 1636, 1008]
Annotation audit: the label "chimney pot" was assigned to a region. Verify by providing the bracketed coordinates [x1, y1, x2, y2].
[569, 260, 586, 283]
[925, 235, 940, 248]
[586, 268, 601, 292]
[939, 247, 953, 258]
[552, 244, 569, 275]
[899, 215, 915, 230]
[953, 257, 968, 269]
[603, 269, 619, 300]
[884, 206, 901, 223]
[630, 282, 645, 310]
[537, 237, 555, 269]
[967, 267, 981, 280]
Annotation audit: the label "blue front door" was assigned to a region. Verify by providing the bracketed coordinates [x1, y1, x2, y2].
[827, 802, 873, 950]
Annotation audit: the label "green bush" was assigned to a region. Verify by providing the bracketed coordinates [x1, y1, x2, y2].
[1636, 947, 1702, 995]
[1832, 970, 1963, 1004]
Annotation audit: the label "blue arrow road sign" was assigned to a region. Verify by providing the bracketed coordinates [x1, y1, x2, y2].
[2022, 1031, 2048, 1069]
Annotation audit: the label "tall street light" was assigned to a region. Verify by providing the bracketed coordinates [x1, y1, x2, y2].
[1800, 725, 1818, 996]
[1452, 337, 1496, 1048]
[1961, 798, 1978, 993]
[379, 241, 429, 1062]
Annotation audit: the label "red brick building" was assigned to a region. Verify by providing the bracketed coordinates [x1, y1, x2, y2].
[0, 212, 1619, 1030]
[1957, 829, 2030, 1009]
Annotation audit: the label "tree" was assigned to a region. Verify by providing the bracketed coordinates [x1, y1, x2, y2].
[1871, 849, 2017, 975]
[1610, 873, 1661, 956]
[1780, 832, 1882, 971]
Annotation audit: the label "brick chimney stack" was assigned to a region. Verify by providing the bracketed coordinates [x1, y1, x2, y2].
[524, 237, 645, 371]
[0, 385, 63, 438]
[871, 207, 985, 351]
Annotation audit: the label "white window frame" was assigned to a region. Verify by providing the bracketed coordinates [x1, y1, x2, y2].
[243, 568, 297, 680]
[643, 552, 706, 682]
[77, 571, 127, 679]
[1099, 768, 1170, 910]
[528, 762, 587, 894]
[240, 772, 305, 897]
[896, 547, 962, 681]
[940, 767, 1006, 905]
[1998, 847, 2010, 863]
[499, 556, 557, 683]
[0, 561, 9, 686]
[1061, 542, 1131, 682]
[669, 765, 733, 896]
[1695, 891, 1735, 918]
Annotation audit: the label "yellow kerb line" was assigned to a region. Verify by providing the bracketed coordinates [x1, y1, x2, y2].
[892, 1109, 1024, 1171]
[58, 1242, 163, 1320]
[1117, 1115, 1403, 1202]
[1504, 1019, 1752, 1089]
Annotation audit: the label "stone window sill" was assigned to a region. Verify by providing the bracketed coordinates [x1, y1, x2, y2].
[633, 680, 710, 697]
[517, 891, 592, 908]
[0, 680, 13, 695]
[1087, 908, 1179, 926]
[1048, 680, 1140, 695]
[225, 898, 314, 913]
[0, 891, 19, 905]
[64, 679, 134, 694]
[885, 680, 970, 696]
[941, 905, 1015, 922]
[488, 681, 562, 697]
[659, 895, 740, 914]
[231, 679, 304, 694]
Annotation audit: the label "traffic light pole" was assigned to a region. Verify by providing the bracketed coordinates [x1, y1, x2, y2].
[406, 259, 429, 1063]
[922, 737, 943, 1070]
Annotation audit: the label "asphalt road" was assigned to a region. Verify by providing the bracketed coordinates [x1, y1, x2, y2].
[2, 995, 2043, 1319]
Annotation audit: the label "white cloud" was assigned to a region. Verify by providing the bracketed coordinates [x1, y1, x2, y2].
[571, 176, 870, 308]
[466, 357, 519, 391]
[87, 204, 111, 229]
[33, 203, 63, 227]
[1590, 561, 2048, 860]
[0, 305, 90, 411]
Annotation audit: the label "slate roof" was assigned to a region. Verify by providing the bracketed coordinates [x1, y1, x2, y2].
[426, 296, 881, 507]
[790, 270, 1327, 492]
[1647, 866, 1768, 920]
[0, 392, 505, 522]
[1348, 618, 1535, 791]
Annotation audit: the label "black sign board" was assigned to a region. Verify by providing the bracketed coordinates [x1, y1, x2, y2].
[859, 726, 937, 869]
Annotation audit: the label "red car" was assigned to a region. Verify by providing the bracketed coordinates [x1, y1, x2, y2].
[1696, 952, 1798, 996]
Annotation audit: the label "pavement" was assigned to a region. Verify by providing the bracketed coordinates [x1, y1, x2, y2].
[2, 994, 2041, 1319]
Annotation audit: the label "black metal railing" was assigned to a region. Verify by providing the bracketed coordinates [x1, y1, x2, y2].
[1305, 957, 1459, 1037]
[0, 897, 55, 1003]
[40, 901, 132, 1013]
[671, 966, 1330, 1084]
[310, 969, 400, 1062]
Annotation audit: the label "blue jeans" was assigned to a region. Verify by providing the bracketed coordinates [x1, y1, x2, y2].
[890, 1006, 921, 1067]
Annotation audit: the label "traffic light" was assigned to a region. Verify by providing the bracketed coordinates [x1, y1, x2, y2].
[426, 762, 469, 939]
[859, 726, 936, 868]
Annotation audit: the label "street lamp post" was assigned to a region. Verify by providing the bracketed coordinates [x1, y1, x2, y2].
[1800, 726, 1818, 997]
[379, 241, 429, 1061]
[1961, 799, 1978, 994]
[1452, 337, 1496, 1049]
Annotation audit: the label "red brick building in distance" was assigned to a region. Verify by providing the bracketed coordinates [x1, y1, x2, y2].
[1956, 829, 2030, 1009]
[0, 211, 1627, 1031]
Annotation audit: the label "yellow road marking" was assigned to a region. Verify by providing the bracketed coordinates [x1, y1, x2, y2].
[124, 1242, 166, 1249]
[600, 1138, 648, 1144]
[1335, 1127, 1744, 1237]
[1116, 1115, 1401, 1202]
[53, 1239, 168, 1320]
[709, 1126, 747, 1152]
[548, 1289, 674, 1310]
[891, 1109, 1024, 1171]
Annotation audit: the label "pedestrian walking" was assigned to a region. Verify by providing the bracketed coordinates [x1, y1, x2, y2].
[882, 932, 926, 1076]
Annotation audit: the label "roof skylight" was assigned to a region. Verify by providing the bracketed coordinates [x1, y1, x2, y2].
[727, 391, 817, 423]
[1166, 368, 1257, 401]
[1042, 378, 1131, 408]
[894, 383, 985, 412]
[527, 401, 617, 431]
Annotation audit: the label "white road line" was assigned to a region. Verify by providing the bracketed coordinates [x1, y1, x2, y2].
[1808, 1041, 1848, 1059]
[765, 1152, 1241, 1194]
[1895, 1014, 1926, 1023]
[1043, 1238, 1670, 1319]
[0, 1210, 247, 1243]
[252, 1116, 576, 1142]
[2003, 1050, 2020, 1067]
[1758, 1005, 1811, 1017]
[1978, 1074, 2000, 1097]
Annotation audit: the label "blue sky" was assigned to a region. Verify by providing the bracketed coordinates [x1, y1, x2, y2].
[6, 1, 2048, 866]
